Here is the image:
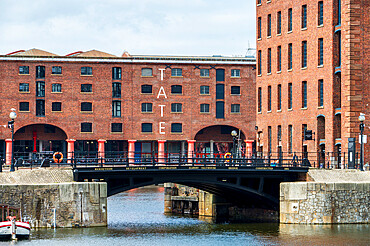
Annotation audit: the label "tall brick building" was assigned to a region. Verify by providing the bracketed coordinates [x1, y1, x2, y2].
[256, 0, 370, 166]
[0, 49, 256, 164]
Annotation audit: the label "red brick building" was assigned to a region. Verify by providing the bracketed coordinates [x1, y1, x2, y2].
[0, 49, 256, 164]
[256, 0, 370, 167]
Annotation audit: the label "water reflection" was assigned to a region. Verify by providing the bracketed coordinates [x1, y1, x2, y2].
[11, 186, 370, 246]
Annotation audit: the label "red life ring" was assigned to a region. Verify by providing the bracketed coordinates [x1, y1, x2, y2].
[53, 152, 63, 163]
[224, 152, 232, 162]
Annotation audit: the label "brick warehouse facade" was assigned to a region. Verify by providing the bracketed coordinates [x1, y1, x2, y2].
[0, 49, 256, 164]
[256, 0, 370, 167]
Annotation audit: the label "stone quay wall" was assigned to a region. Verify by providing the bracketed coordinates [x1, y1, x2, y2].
[0, 182, 107, 228]
[280, 182, 370, 224]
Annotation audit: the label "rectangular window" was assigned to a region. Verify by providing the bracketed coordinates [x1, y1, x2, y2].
[302, 41, 307, 68]
[288, 8, 293, 32]
[171, 103, 182, 113]
[141, 123, 152, 133]
[216, 69, 225, 81]
[302, 5, 307, 29]
[277, 11, 281, 34]
[337, 0, 341, 25]
[258, 17, 262, 39]
[141, 103, 153, 113]
[171, 68, 182, 77]
[318, 38, 324, 66]
[231, 69, 240, 77]
[171, 123, 182, 133]
[171, 85, 182, 94]
[52, 66, 62, 75]
[257, 0, 261, 4]
[288, 43, 293, 70]
[112, 82, 121, 98]
[112, 67, 122, 80]
[277, 84, 282, 110]
[52, 102, 62, 112]
[288, 125, 293, 153]
[318, 79, 324, 107]
[36, 99, 45, 116]
[277, 46, 282, 72]
[81, 67, 92, 75]
[258, 87, 262, 112]
[302, 81, 307, 108]
[267, 14, 271, 37]
[111, 123, 123, 133]
[288, 83, 292, 109]
[141, 68, 153, 77]
[19, 66, 29, 75]
[216, 101, 225, 119]
[200, 85, 210, 95]
[19, 83, 29, 92]
[200, 104, 210, 113]
[318, 1, 324, 26]
[36, 66, 45, 79]
[268, 85, 271, 111]
[81, 84, 92, 93]
[231, 104, 240, 113]
[52, 83, 62, 93]
[81, 102, 92, 112]
[216, 84, 225, 100]
[36, 81, 45, 97]
[268, 126, 272, 153]
[267, 48, 272, 73]
[141, 84, 152, 94]
[112, 101, 121, 117]
[81, 122, 92, 133]
[19, 102, 29, 112]
[231, 86, 240, 95]
[200, 69, 209, 77]
[258, 50, 262, 75]
[277, 125, 282, 142]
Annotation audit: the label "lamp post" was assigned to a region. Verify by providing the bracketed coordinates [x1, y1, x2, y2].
[359, 113, 365, 171]
[231, 130, 238, 158]
[8, 108, 17, 172]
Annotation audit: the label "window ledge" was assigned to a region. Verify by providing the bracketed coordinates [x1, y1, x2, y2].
[171, 132, 183, 134]
[301, 27, 307, 31]
[257, 38, 262, 41]
[51, 92, 63, 94]
[19, 91, 30, 94]
[318, 106, 324, 109]
[258, 74, 262, 77]
[231, 112, 241, 115]
[277, 109, 282, 112]
[19, 111, 30, 113]
[257, 3, 262, 7]
[52, 111, 63, 113]
[51, 74, 62, 76]
[141, 76, 153, 78]
[267, 110, 271, 113]
[317, 24, 324, 28]
[170, 93, 183, 96]
[200, 76, 210, 78]
[81, 132, 93, 134]
[317, 65, 324, 68]
[231, 94, 241, 96]
[257, 112, 262, 114]
[81, 111, 93, 114]
[142, 132, 154, 134]
[81, 92, 93, 94]
[301, 67, 307, 70]
[200, 112, 211, 114]
[141, 93, 154, 95]
[110, 132, 123, 134]
[141, 112, 154, 114]
[287, 108, 293, 111]
[301, 107, 307, 110]
[231, 76, 241, 79]
[267, 0, 271, 3]
[277, 33, 282, 36]
[171, 76, 183, 78]
[80, 75, 93, 77]
[287, 31, 293, 34]
[267, 72, 272, 76]
[18, 74, 30, 76]
[277, 71, 282, 74]
[287, 69, 293, 72]
[171, 112, 183, 114]
[200, 94, 210, 96]
[267, 36, 271, 39]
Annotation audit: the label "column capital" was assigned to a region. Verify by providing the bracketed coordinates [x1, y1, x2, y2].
[244, 140, 254, 144]
[158, 140, 167, 143]
[66, 139, 76, 143]
[128, 140, 137, 143]
[5, 139, 12, 143]
[98, 139, 106, 143]
[187, 140, 196, 143]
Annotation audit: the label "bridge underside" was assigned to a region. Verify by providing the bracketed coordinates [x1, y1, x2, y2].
[74, 168, 306, 210]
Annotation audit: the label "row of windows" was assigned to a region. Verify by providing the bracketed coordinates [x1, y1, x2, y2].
[79, 122, 184, 133]
[18, 66, 242, 79]
[257, 1, 324, 39]
[19, 101, 241, 114]
[258, 39, 324, 75]
[141, 103, 241, 113]
[257, 80, 324, 112]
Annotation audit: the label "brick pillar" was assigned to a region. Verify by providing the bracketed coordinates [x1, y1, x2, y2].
[5, 139, 12, 166]
[158, 140, 166, 165]
[187, 140, 196, 163]
[98, 139, 105, 163]
[244, 140, 254, 158]
[128, 140, 136, 164]
[67, 139, 76, 163]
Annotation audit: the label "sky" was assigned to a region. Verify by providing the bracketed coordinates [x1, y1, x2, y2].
[0, 0, 256, 57]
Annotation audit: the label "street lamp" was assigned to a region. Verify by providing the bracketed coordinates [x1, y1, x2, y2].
[231, 130, 238, 158]
[8, 108, 17, 172]
[359, 113, 365, 171]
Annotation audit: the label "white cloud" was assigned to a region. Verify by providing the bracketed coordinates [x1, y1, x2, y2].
[0, 0, 256, 56]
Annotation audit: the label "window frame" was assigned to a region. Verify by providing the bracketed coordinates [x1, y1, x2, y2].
[301, 5, 307, 29]
[200, 69, 210, 77]
[52, 83, 62, 93]
[81, 84, 92, 93]
[52, 102, 62, 112]
[112, 67, 122, 80]
[81, 122, 93, 133]
[52, 66, 62, 75]
[231, 104, 241, 113]
[141, 84, 153, 94]
[19, 102, 29, 112]
[19, 83, 29, 93]
[81, 66, 92, 76]
[171, 123, 183, 133]
[111, 123, 123, 133]
[200, 103, 210, 113]
[231, 69, 240, 78]
[231, 86, 241, 95]
[171, 85, 182, 94]
[81, 102, 93, 112]
[171, 68, 182, 77]
[288, 8, 293, 32]
[19, 66, 29, 75]
[141, 68, 153, 77]
[112, 100, 121, 117]
[141, 103, 153, 113]
[141, 123, 153, 133]
[112, 82, 121, 98]
[171, 103, 183, 113]
[200, 85, 210, 95]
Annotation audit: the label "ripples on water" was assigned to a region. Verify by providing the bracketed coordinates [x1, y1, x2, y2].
[6, 186, 370, 246]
